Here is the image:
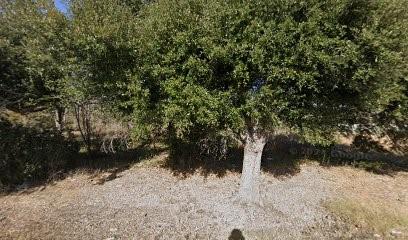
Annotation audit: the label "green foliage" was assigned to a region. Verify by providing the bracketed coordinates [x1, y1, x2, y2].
[1, 0, 407, 174]
[356, 0, 408, 141]
[121, 0, 150, 14]
[0, 116, 79, 188]
[132, 0, 408, 145]
[0, 0, 70, 112]
[68, 0, 139, 113]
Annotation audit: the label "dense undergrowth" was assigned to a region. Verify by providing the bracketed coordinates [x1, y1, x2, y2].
[0, 116, 79, 190]
[0, 107, 406, 193]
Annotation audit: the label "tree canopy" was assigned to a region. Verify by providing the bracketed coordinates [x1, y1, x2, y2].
[126, 0, 408, 202]
[0, 0, 69, 111]
[132, 0, 408, 146]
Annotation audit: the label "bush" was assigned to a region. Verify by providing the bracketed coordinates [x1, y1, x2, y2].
[0, 117, 79, 189]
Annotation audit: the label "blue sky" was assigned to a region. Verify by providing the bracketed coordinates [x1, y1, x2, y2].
[54, 0, 69, 14]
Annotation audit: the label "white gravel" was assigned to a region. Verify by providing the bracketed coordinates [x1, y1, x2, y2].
[1, 164, 346, 239]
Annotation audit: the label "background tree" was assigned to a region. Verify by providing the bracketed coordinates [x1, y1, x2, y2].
[0, 0, 80, 187]
[132, 0, 408, 203]
[68, 0, 140, 114]
[0, 0, 69, 112]
[0, 0, 71, 131]
[367, 0, 408, 148]
[62, 0, 143, 151]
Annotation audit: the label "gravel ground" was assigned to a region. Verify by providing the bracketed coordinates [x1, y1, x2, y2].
[0, 162, 400, 240]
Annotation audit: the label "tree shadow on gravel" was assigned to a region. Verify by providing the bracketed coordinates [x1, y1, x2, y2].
[68, 145, 167, 185]
[163, 134, 407, 179]
[71, 145, 166, 172]
[163, 135, 306, 179]
[4, 145, 166, 195]
[319, 140, 408, 176]
[269, 134, 408, 176]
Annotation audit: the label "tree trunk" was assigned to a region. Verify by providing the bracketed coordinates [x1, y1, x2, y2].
[74, 103, 92, 153]
[238, 133, 266, 204]
[55, 106, 66, 132]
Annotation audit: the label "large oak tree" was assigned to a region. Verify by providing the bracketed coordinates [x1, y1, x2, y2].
[132, 0, 407, 203]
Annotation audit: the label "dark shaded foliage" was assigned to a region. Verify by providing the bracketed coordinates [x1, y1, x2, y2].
[164, 134, 407, 178]
[0, 116, 79, 189]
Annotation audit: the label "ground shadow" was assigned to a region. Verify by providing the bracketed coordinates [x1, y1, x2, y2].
[162, 134, 407, 179]
[162, 145, 242, 178]
[229, 229, 245, 240]
[261, 135, 304, 177]
[4, 134, 406, 194]
[269, 134, 408, 176]
[4, 145, 166, 195]
[71, 145, 166, 172]
[69, 145, 167, 184]
[163, 135, 306, 179]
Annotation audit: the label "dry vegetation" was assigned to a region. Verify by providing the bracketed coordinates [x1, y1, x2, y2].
[327, 199, 408, 238]
[1, 108, 407, 239]
[1, 152, 407, 240]
[324, 167, 408, 239]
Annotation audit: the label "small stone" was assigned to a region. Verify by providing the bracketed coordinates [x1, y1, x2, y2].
[109, 228, 118, 232]
[390, 229, 402, 237]
[196, 209, 205, 214]
[373, 233, 381, 239]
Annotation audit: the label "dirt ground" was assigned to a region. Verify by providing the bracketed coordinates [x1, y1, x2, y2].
[1, 155, 407, 240]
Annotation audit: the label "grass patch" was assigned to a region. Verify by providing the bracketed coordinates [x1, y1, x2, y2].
[326, 198, 408, 237]
[134, 150, 169, 168]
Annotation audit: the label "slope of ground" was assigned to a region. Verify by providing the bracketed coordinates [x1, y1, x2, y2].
[0, 157, 407, 240]
[324, 167, 408, 239]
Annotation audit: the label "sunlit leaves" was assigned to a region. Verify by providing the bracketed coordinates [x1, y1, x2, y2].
[133, 0, 408, 144]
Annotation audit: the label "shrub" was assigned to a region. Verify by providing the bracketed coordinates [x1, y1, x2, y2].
[0, 117, 79, 189]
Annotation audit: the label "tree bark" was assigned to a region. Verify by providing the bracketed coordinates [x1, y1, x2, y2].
[55, 106, 66, 132]
[238, 133, 266, 204]
[74, 103, 92, 153]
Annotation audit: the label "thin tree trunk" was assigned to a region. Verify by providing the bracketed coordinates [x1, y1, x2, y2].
[55, 106, 66, 132]
[74, 103, 92, 153]
[238, 133, 266, 204]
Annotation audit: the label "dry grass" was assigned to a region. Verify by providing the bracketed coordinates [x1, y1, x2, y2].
[326, 198, 408, 237]
[323, 166, 408, 238]
[134, 149, 169, 168]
